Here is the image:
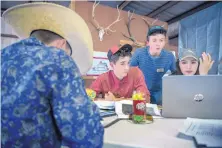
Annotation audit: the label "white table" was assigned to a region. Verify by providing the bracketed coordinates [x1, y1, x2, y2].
[103, 117, 196, 148]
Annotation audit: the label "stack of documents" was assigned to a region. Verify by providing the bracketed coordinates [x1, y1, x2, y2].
[180, 118, 222, 147]
[115, 100, 161, 119]
[94, 100, 115, 110]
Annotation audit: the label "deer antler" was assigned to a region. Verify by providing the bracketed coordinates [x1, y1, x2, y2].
[142, 17, 159, 30]
[122, 10, 135, 41]
[122, 10, 142, 46]
[143, 17, 166, 30]
[151, 18, 158, 25]
[126, 11, 135, 41]
[104, 5, 123, 35]
[142, 17, 151, 30]
[91, 0, 101, 30]
[91, 1, 122, 41]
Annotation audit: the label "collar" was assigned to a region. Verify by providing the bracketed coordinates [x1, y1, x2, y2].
[146, 46, 163, 59]
[27, 37, 45, 46]
[110, 70, 129, 86]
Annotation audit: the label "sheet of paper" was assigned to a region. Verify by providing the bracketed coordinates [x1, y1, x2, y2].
[115, 100, 162, 119]
[94, 100, 115, 110]
[180, 118, 222, 147]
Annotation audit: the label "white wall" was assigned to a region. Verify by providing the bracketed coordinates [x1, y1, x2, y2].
[1, 17, 20, 49]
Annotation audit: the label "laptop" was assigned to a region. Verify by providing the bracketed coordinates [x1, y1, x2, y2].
[162, 75, 222, 119]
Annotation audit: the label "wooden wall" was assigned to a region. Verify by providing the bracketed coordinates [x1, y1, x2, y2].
[1, 17, 20, 49]
[73, 1, 177, 53]
[1, 2, 178, 88]
[72, 1, 178, 88]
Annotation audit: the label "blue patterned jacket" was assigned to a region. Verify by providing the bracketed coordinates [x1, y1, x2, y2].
[1, 37, 104, 148]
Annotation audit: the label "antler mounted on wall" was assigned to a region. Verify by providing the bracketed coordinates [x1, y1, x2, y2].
[121, 10, 146, 47]
[91, 1, 123, 41]
[120, 15, 167, 48]
[142, 17, 165, 30]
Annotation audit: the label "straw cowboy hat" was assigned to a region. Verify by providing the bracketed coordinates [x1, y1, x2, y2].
[2, 2, 93, 75]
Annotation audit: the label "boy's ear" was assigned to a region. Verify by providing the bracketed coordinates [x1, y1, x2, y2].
[57, 39, 66, 48]
[110, 62, 114, 69]
[146, 41, 149, 46]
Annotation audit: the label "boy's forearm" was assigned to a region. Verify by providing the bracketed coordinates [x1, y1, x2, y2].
[145, 95, 151, 103]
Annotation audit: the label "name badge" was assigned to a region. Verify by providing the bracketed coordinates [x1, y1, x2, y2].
[157, 68, 164, 72]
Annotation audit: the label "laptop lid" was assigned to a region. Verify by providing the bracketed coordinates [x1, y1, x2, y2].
[162, 75, 222, 119]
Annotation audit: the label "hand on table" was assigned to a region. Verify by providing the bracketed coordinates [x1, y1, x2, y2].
[104, 92, 116, 101]
[94, 92, 130, 101]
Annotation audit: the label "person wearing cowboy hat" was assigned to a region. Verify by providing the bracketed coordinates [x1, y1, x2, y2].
[1, 2, 104, 148]
[90, 44, 150, 102]
[171, 48, 214, 75]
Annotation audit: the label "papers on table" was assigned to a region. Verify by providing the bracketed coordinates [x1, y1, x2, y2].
[179, 118, 222, 147]
[94, 100, 115, 110]
[115, 100, 162, 119]
[100, 110, 116, 118]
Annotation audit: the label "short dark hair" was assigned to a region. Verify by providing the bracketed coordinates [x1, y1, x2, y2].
[109, 50, 132, 64]
[171, 59, 200, 75]
[30, 29, 72, 55]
